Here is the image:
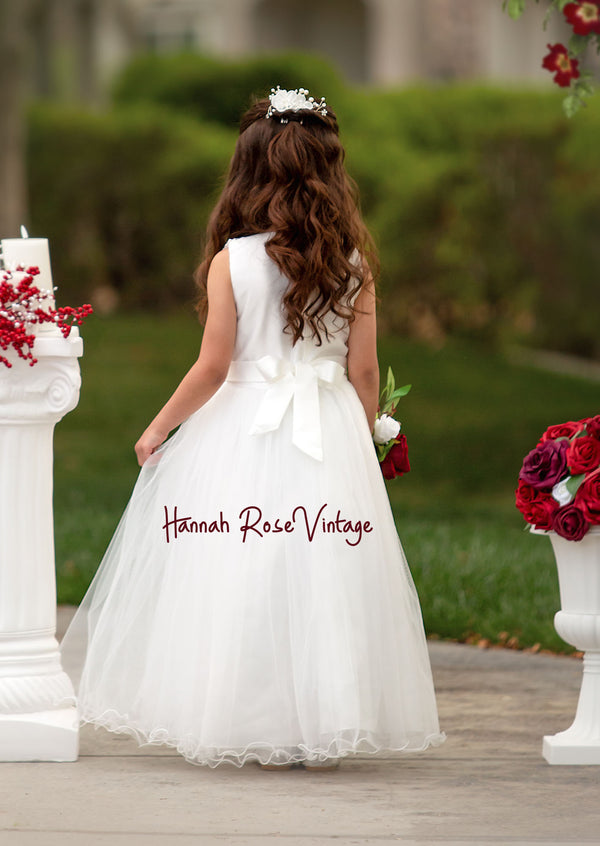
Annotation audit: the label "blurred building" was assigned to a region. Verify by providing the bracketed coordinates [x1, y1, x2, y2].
[25, 0, 137, 102]
[127, 0, 572, 85]
[26, 0, 576, 102]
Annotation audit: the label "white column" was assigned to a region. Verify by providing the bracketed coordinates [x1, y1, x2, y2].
[0, 329, 82, 762]
[366, 0, 423, 85]
[216, 0, 256, 56]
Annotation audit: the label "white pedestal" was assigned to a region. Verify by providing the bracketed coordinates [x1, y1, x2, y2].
[0, 329, 83, 762]
[0, 710, 79, 763]
[543, 646, 600, 765]
[536, 528, 600, 765]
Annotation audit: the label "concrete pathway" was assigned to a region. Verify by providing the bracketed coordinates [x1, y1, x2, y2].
[0, 606, 598, 846]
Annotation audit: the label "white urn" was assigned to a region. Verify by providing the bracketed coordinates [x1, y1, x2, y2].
[534, 526, 600, 765]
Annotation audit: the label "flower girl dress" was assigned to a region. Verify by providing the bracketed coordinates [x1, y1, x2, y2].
[59, 232, 445, 767]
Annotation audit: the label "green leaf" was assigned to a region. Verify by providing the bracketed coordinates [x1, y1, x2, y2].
[555, 0, 571, 12]
[569, 34, 590, 57]
[565, 474, 585, 497]
[578, 77, 595, 96]
[390, 383, 411, 400]
[379, 367, 411, 416]
[386, 366, 394, 396]
[377, 441, 394, 462]
[504, 0, 527, 20]
[563, 93, 584, 118]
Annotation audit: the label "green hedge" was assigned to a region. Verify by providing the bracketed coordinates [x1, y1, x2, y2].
[111, 51, 348, 129]
[28, 103, 234, 309]
[27, 52, 600, 357]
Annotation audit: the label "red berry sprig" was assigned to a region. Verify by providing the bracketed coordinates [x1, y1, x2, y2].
[0, 265, 93, 368]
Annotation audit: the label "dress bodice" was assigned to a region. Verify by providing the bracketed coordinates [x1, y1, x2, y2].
[225, 233, 352, 366]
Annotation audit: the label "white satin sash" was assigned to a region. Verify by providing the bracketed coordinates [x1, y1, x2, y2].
[226, 354, 347, 461]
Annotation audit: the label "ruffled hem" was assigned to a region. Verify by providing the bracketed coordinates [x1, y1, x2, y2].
[78, 706, 446, 768]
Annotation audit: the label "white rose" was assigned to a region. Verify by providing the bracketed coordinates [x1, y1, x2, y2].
[270, 89, 308, 113]
[552, 478, 574, 507]
[373, 413, 401, 444]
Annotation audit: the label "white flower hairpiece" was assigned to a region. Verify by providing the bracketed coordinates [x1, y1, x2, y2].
[266, 86, 327, 123]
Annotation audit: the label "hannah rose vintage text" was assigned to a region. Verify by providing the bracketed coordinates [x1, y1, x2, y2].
[162, 504, 373, 547]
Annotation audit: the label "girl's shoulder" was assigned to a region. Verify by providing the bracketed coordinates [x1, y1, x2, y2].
[206, 247, 231, 282]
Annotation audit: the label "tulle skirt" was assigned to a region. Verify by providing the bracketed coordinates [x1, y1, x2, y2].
[59, 377, 445, 767]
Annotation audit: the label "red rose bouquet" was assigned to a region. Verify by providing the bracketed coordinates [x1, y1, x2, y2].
[0, 265, 92, 368]
[373, 367, 411, 480]
[516, 415, 600, 540]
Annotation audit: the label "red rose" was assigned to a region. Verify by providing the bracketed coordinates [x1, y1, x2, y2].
[585, 415, 600, 439]
[540, 420, 585, 442]
[542, 43, 580, 87]
[567, 435, 600, 475]
[380, 435, 410, 480]
[552, 504, 589, 541]
[515, 480, 558, 529]
[564, 1, 600, 35]
[576, 472, 600, 523]
[530, 494, 559, 530]
[515, 480, 538, 522]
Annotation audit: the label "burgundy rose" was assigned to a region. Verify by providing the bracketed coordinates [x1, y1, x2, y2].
[576, 473, 600, 524]
[519, 439, 569, 490]
[585, 415, 600, 439]
[567, 435, 600, 475]
[552, 504, 589, 541]
[380, 435, 410, 480]
[540, 420, 585, 442]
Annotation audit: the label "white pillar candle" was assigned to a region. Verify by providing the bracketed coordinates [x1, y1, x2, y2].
[1, 228, 56, 309]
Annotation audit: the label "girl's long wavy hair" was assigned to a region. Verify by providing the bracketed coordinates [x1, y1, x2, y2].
[194, 96, 378, 345]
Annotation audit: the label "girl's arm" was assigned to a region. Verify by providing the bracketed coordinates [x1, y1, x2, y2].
[346, 274, 379, 433]
[134, 248, 236, 466]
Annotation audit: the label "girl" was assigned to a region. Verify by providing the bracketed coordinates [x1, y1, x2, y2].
[59, 86, 445, 771]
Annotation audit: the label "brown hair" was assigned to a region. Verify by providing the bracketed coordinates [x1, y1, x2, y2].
[194, 96, 378, 345]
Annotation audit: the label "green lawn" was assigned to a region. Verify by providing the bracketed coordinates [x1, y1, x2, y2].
[53, 312, 600, 653]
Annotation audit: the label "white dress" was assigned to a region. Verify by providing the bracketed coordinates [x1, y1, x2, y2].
[59, 232, 446, 767]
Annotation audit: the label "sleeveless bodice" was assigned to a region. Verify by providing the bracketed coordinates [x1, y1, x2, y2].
[225, 232, 351, 366]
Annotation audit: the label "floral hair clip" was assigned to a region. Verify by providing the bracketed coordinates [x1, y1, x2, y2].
[265, 86, 327, 123]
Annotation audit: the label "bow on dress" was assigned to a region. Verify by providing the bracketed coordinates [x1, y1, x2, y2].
[227, 355, 346, 461]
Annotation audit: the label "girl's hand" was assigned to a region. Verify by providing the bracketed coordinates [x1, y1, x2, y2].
[135, 427, 168, 467]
